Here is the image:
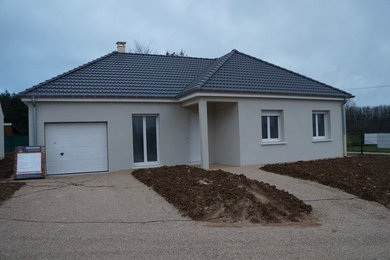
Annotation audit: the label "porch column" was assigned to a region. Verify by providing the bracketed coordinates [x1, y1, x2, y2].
[198, 99, 209, 169]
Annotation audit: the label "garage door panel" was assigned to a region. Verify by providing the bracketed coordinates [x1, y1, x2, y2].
[45, 123, 108, 175]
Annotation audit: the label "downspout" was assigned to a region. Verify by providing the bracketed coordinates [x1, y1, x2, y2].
[32, 97, 37, 146]
[342, 98, 347, 157]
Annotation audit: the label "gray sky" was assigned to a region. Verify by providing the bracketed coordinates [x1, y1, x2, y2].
[1, 0, 389, 106]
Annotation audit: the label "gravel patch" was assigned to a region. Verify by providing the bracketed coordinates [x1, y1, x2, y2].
[0, 167, 389, 259]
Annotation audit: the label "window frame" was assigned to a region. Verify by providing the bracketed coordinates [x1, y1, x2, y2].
[132, 114, 160, 167]
[312, 111, 329, 140]
[261, 111, 282, 143]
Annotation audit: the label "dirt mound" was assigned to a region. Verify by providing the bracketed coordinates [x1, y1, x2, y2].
[132, 166, 312, 224]
[0, 152, 25, 205]
[261, 155, 390, 209]
[0, 152, 15, 179]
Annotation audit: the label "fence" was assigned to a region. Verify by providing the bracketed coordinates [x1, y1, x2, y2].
[347, 132, 390, 154]
[4, 136, 29, 152]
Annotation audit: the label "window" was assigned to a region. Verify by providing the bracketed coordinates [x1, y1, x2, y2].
[261, 111, 282, 142]
[312, 112, 328, 139]
[132, 115, 158, 164]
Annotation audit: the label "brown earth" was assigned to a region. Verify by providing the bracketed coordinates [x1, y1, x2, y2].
[0, 152, 25, 205]
[261, 155, 390, 209]
[0, 182, 25, 206]
[0, 152, 15, 179]
[132, 166, 312, 224]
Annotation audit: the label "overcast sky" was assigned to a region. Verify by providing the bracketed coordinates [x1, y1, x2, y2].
[1, 0, 389, 106]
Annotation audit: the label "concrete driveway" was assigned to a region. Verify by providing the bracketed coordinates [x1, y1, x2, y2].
[0, 166, 389, 259]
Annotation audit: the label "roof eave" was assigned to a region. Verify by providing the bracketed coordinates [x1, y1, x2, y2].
[18, 93, 177, 100]
[178, 89, 352, 100]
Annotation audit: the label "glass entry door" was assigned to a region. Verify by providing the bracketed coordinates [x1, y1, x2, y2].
[132, 115, 158, 164]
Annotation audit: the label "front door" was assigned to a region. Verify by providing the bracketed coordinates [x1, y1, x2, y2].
[132, 115, 158, 165]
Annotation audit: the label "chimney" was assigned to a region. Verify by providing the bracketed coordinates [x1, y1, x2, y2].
[116, 41, 126, 53]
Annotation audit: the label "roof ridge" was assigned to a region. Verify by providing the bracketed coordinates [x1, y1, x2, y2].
[178, 49, 237, 97]
[196, 50, 237, 89]
[122, 52, 215, 61]
[233, 50, 353, 98]
[19, 51, 118, 96]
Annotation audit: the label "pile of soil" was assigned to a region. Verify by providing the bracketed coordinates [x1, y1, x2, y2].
[0, 152, 15, 179]
[261, 155, 390, 208]
[132, 166, 312, 224]
[0, 152, 25, 205]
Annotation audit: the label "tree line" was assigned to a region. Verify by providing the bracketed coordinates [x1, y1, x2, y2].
[131, 40, 187, 56]
[0, 90, 28, 135]
[346, 102, 390, 134]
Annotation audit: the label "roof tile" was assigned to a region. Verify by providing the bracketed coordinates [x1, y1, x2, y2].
[20, 50, 352, 99]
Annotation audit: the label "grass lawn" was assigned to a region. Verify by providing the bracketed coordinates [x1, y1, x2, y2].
[348, 145, 390, 153]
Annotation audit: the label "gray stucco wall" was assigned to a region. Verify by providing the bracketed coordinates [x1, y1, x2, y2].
[206, 103, 240, 166]
[207, 104, 216, 164]
[26, 101, 189, 172]
[213, 102, 240, 166]
[237, 98, 344, 165]
[0, 103, 4, 159]
[25, 97, 344, 172]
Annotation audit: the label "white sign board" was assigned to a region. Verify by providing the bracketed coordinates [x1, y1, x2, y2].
[16, 153, 42, 174]
[14, 146, 45, 179]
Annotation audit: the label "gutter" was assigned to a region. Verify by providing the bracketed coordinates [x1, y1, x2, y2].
[32, 97, 37, 146]
[342, 98, 347, 157]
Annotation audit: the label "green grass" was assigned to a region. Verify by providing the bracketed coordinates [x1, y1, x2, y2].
[347, 145, 390, 153]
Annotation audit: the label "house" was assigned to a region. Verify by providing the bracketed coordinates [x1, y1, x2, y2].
[0, 103, 4, 159]
[19, 42, 353, 175]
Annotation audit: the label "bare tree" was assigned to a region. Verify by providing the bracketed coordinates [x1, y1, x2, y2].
[166, 49, 187, 57]
[131, 40, 154, 54]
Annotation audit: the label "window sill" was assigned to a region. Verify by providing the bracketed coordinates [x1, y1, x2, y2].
[312, 139, 333, 143]
[132, 162, 161, 169]
[261, 141, 287, 146]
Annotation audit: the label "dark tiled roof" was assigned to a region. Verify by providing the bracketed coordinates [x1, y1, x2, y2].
[20, 50, 352, 99]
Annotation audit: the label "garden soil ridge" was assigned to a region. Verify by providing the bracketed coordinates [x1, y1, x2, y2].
[261, 155, 390, 209]
[133, 165, 312, 224]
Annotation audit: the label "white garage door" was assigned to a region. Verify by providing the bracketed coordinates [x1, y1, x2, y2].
[45, 123, 108, 175]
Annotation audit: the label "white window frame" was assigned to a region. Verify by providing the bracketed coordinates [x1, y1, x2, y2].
[261, 111, 282, 143]
[312, 111, 328, 140]
[132, 115, 160, 167]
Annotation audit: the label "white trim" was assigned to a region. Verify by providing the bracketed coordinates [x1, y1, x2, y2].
[142, 117, 147, 161]
[22, 93, 345, 103]
[312, 111, 329, 140]
[312, 139, 333, 143]
[132, 162, 161, 169]
[132, 115, 160, 166]
[261, 141, 287, 146]
[179, 92, 345, 102]
[261, 111, 282, 142]
[21, 98, 177, 103]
